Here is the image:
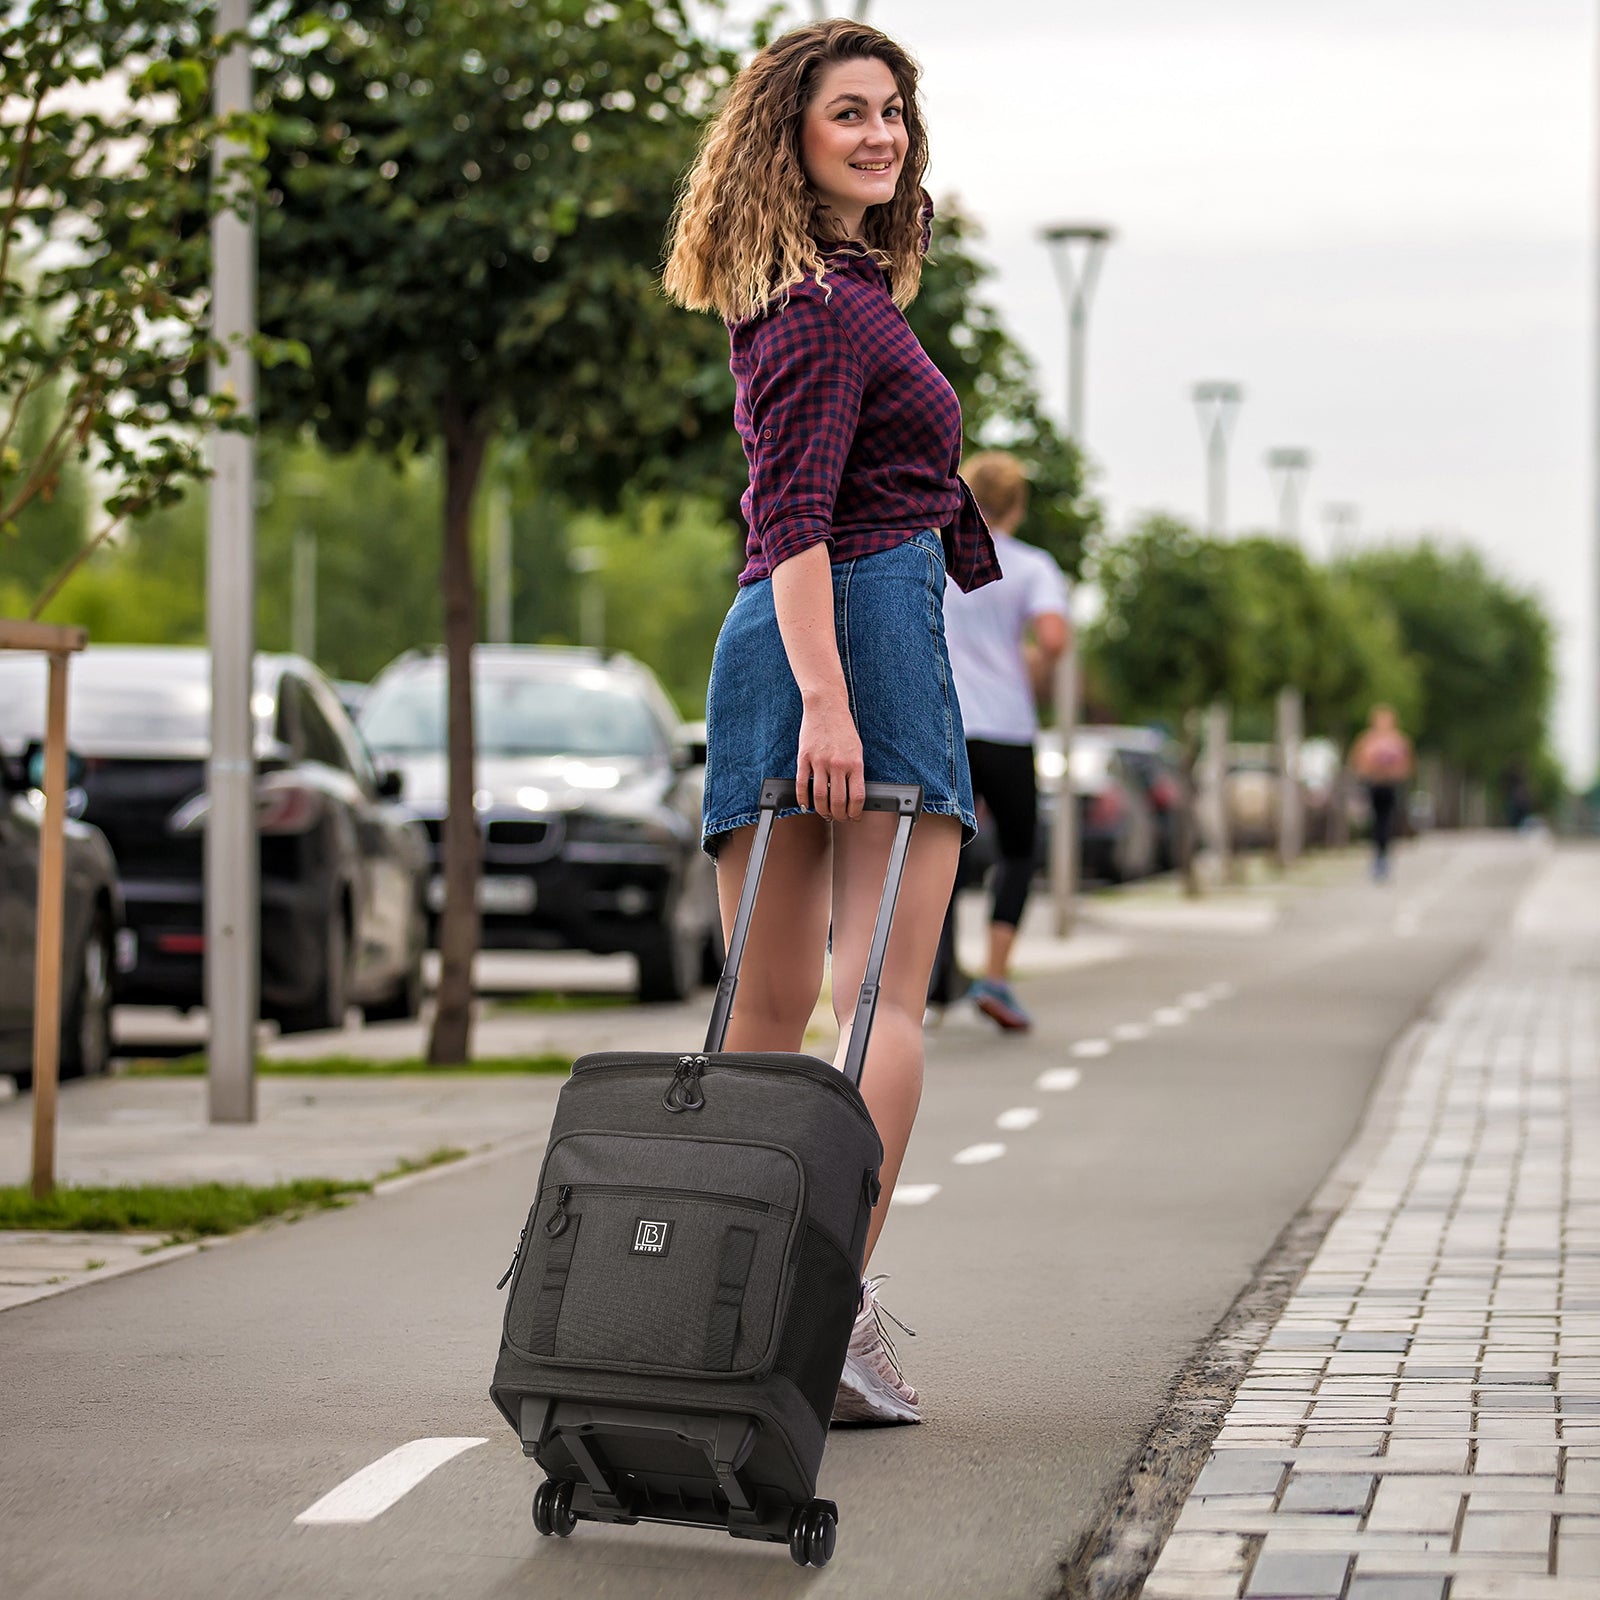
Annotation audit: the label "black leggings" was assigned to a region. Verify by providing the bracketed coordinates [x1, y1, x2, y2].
[1368, 783, 1399, 860]
[966, 739, 1040, 927]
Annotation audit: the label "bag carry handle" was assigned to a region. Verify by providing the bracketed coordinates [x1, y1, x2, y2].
[703, 778, 922, 1087]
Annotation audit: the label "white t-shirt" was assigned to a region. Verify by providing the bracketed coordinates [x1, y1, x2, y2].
[943, 532, 1070, 744]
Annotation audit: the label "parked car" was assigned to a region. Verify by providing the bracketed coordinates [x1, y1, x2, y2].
[1087, 725, 1183, 870]
[1225, 743, 1279, 850]
[0, 647, 431, 1034]
[0, 746, 124, 1083]
[357, 646, 721, 1003]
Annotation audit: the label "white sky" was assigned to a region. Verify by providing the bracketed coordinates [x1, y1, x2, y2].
[716, 0, 1597, 779]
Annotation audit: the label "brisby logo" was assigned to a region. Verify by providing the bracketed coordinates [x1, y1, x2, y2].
[632, 1219, 673, 1256]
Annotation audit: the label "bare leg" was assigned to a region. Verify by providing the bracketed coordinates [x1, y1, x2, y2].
[713, 813, 832, 1053]
[829, 811, 962, 1265]
[985, 921, 1018, 984]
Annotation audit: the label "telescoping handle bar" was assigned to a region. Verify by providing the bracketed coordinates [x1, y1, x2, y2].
[703, 778, 922, 1087]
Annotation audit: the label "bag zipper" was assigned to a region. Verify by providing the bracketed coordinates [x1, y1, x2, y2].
[540, 1180, 784, 1221]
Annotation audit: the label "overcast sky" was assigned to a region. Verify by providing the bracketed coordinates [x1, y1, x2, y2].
[714, 1, 1596, 779]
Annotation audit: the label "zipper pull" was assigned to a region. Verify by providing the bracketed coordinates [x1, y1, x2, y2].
[662, 1054, 708, 1113]
[544, 1184, 573, 1238]
[496, 1224, 527, 1291]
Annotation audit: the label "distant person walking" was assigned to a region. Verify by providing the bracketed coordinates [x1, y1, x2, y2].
[935, 451, 1070, 1030]
[1350, 705, 1414, 881]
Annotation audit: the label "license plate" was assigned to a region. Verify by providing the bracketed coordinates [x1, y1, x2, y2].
[428, 876, 536, 915]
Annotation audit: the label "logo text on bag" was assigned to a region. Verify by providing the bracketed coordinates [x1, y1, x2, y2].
[631, 1219, 674, 1257]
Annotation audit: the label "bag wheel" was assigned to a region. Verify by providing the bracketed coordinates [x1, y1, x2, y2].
[788, 1500, 837, 1568]
[533, 1478, 577, 1538]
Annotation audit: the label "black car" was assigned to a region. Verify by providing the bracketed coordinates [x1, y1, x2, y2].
[0, 647, 431, 1034]
[0, 746, 123, 1082]
[358, 646, 721, 1002]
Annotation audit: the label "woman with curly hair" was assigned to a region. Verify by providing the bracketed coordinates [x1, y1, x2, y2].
[664, 18, 998, 1425]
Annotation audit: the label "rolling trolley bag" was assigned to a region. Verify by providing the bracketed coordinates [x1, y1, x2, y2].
[490, 778, 921, 1569]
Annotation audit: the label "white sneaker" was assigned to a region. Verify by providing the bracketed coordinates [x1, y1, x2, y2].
[831, 1277, 920, 1425]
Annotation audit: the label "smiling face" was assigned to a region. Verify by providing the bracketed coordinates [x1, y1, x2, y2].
[799, 56, 908, 241]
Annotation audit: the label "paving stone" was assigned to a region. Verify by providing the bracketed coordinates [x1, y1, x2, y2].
[1555, 1534, 1600, 1578]
[1193, 1457, 1293, 1498]
[1367, 1478, 1463, 1533]
[1457, 1511, 1553, 1554]
[1279, 1473, 1374, 1514]
[1346, 1581, 1447, 1600]
[1243, 1548, 1350, 1597]
[1152, 1532, 1252, 1574]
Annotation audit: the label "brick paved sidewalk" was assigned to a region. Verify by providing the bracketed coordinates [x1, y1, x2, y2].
[1145, 844, 1600, 1600]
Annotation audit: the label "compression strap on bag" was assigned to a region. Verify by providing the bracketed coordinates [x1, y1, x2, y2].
[703, 1225, 759, 1371]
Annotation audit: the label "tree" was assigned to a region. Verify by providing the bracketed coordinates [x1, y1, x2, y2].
[1087, 515, 1250, 892]
[0, 2, 277, 616]
[255, 0, 735, 1061]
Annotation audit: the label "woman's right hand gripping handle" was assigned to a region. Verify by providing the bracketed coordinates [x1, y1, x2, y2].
[770, 543, 865, 823]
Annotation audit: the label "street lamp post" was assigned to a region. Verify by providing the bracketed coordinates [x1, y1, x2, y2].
[807, 1, 875, 18]
[1040, 223, 1115, 936]
[206, 0, 257, 1124]
[1265, 447, 1313, 542]
[1323, 501, 1359, 563]
[1192, 381, 1243, 537]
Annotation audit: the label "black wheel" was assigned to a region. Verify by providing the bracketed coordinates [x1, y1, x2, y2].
[532, 1479, 555, 1536]
[60, 910, 115, 1079]
[276, 899, 350, 1034]
[789, 1501, 837, 1569]
[549, 1479, 577, 1537]
[634, 908, 698, 1003]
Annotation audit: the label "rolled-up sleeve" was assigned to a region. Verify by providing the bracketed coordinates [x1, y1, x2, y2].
[743, 297, 865, 571]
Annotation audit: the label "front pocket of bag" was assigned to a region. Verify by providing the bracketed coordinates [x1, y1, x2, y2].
[503, 1133, 805, 1381]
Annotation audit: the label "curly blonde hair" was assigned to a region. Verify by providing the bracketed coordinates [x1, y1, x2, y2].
[662, 20, 929, 324]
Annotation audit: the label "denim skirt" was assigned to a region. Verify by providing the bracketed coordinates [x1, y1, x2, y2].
[702, 529, 976, 855]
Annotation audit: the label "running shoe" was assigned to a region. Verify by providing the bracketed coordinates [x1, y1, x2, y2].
[968, 977, 1033, 1032]
[831, 1277, 920, 1425]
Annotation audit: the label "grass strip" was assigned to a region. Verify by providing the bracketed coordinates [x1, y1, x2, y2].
[0, 1178, 370, 1241]
[487, 991, 634, 1013]
[379, 1146, 469, 1181]
[123, 1053, 572, 1077]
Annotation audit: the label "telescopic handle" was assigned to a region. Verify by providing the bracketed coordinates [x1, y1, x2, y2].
[703, 779, 923, 1083]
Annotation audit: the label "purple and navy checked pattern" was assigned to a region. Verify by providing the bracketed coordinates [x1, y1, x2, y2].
[730, 250, 1001, 593]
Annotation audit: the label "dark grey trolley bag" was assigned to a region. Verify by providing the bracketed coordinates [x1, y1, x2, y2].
[490, 778, 921, 1569]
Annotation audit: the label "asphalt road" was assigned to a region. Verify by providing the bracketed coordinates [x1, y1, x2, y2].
[0, 836, 1541, 1600]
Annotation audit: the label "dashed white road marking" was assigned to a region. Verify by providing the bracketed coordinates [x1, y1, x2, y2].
[295, 1438, 487, 1525]
[1112, 1022, 1151, 1042]
[894, 1183, 941, 1205]
[1151, 1007, 1187, 1027]
[996, 1106, 1041, 1131]
[1206, 981, 1236, 1001]
[1179, 991, 1212, 1009]
[1395, 911, 1420, 938]
[1070, 1038, 1111, 1059]
[1036, 1067, 1082, 1092]
[952, 1142, 1007, 1165]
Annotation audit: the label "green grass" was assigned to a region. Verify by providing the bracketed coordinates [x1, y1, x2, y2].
[487, 990, 634, 1013]
[123, 1053, 572, 1077]
[0, 1178, 371, 1241]
[379, 1146, 469, 1181]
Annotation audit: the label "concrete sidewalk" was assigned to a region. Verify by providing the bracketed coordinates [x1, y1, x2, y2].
[1143, 842, 1600, 1600]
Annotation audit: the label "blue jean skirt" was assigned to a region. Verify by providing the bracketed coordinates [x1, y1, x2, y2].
[702, 528, 976, 855]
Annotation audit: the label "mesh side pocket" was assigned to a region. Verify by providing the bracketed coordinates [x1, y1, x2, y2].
[772, 1224, 859, 1431]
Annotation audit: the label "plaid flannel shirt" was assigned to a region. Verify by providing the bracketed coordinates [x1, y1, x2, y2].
[730, 250, 1001, 593]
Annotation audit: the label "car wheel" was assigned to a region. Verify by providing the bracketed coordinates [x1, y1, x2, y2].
[277, 900, 350, 1035]
[636, 911, 699, 1004]
[363, 902, 426, 1024]
[61, 910, 115, 1079]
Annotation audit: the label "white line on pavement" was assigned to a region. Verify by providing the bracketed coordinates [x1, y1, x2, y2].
[894, 1183, 941, 1205]
[1179, 991, 1212, 1009]
[295, 1438, 487, 1525]
[1151, 1007, 1187, 1027]
[1206, 981, 1236, 1001]
[996, 1107, 1041, 1131]
[1070, 1038, 1111, 1058]
[1112, 1022, 1151, 1042]
[1036, 1067, 1082, 1092]
[952, 1142, 1007, 1165]
[1395, 912, 1420, 938]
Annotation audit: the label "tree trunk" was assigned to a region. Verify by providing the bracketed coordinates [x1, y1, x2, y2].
[426, 394, 489, 1065]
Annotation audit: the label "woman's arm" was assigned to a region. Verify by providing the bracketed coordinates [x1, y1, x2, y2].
[771, 544, 863, 822]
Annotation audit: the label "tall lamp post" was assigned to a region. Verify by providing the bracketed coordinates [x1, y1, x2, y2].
[808, 1, 875, 17]
[1040, 222, 1115, 935]
[1192, 381, 1243, 537]
[1266, 447, 1312, 542]
[207, 0, 257, 1124]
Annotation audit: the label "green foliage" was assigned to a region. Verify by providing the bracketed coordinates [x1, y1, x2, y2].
[0, 1178, 367, 1238]
[1339, 542, 1555, 783]
[568, 494, 740, 715]
[0, 2, 287, 615]
[254, 0, 733, 461]
[908, 205, 1101, 579]
[1088, 515, 1249, 742]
